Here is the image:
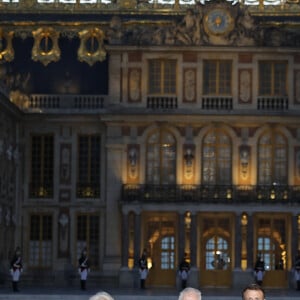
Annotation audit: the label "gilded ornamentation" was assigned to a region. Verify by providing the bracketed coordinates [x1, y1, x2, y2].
[0, 30, 14, 62]
[78, 28, 106, 66]
[32, 27, 61, 66]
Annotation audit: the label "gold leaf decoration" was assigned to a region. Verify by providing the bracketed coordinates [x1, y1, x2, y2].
[78, 28, 106, 66]
[32, 27, 61, 66]
[0, 29, 14, 62]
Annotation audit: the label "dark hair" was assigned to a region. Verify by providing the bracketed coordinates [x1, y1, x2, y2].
[242, 283, 265, 300]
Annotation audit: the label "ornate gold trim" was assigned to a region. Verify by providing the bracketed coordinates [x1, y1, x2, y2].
[32, 27, 61, 66]
[0, 29, 14, 62]
[78, 28, 106, 66]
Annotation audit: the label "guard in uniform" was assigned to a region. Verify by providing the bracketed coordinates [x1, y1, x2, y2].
[254, 255, 265, 286]
[10, 246, 23, 292]
[179, 253, 190, 290]
[138, 249, 148, 289]
[78, 247, 90, 290]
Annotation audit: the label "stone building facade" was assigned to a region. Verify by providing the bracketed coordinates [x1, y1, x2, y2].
[0, 0, 300, 290]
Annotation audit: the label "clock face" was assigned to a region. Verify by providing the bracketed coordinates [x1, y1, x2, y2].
[204, 9, 234, 36]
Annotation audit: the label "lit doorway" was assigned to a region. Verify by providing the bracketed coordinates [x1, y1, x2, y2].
[142, 213, 177, 287]
[200, 213, 233, 287]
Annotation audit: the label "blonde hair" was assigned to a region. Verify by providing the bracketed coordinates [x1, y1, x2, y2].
[89, 291, 115, 300]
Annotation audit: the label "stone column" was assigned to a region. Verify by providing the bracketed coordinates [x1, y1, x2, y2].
[188, 213, 199, 288]
[133, 212, 141, 288]
[178, 213, 185, 261]
[232, 212, 252, 289]
[134, 212, 141, 267]
[119, 211, 133, 287]
[292, 214, 298, 263]
[247, 214, 254, 269]
[235, 213, 242, 269]
[121, 212, 129, 267]
[290, 214, 299, 288]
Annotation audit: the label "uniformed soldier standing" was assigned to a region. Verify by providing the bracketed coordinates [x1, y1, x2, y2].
[78, 247, 90, 290]
[138, 249, 148, 289]
[179, 253, 190, 290]
[254, 255, 265, 286]
[10, 246, 23, 292]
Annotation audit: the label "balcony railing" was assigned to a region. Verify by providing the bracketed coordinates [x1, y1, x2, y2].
[257, 96, 288, 111]
[202, 97, 233, 110]
[29, 94, 106, 110]
[147, 96, 178, 109]
[122, 184, 300, 204]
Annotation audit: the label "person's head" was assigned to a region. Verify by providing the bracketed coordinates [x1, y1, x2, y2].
[242, 283, 265, 300]
[89, 291, 114, 300]
[178, 287, 201, 300]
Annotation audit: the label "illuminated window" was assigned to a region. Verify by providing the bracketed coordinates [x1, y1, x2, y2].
[257, 131, 287, 185]
[146, 129, 176, 184]
[256, 216, 287, 270]
[202, 130, 232, 185]
[161, 236, 175, 269]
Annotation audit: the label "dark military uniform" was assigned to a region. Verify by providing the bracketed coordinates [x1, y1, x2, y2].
[138, 251, 148, 289]
[254, 256, 265, 286]
[10, 247, 23, 292]
[78, 248, 90, 290]
[179, 255, 190, 290]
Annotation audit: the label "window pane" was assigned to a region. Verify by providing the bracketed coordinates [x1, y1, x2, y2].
[258, 132, 287, 185]
[146, 130, 176, 184]
[203, 60, 232, 95]
[29, 214, 52, 267]
[202, 130, 231, 185]
[148, 59, 176, 95]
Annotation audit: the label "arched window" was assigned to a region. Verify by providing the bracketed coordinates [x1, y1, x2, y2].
[258, 131, 287, 185]
[202, 130, 232, 185]
[256, 216, 287, 270]
[146, 129, 176, 184]
[205, 236, 229, 270]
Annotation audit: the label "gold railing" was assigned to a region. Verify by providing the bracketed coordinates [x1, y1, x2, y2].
[0, 0, 300, 14]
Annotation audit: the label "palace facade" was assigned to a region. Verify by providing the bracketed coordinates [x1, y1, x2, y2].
[0, 0, 300, 289]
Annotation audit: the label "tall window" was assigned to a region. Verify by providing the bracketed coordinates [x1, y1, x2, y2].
[77, 214, 100, 268]
[202, 217, 231, 271]
[146, 129, 176, 184]
[202, 130, 232, 185]
[29, 214, 52, 267]
[30, 135, 54, 198]
[161, 236, 175, 269]
[77, 135, 101, 198]
[203, 60, 232, 95]
[257, 131, 287, 185]
[259, 61, 287, 96]
[148, 59, 177, 95]
[256, 216, 287, 270]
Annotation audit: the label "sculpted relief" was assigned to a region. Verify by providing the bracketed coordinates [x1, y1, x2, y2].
[104, 3, 300, 47]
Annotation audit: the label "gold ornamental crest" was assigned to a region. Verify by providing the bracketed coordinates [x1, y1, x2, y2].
[0, 29, 14, 62]
[32, 27, 61, 66]
[78, 28, 106, 66]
